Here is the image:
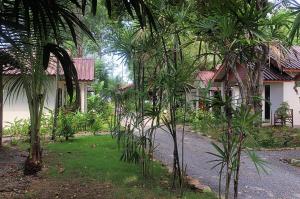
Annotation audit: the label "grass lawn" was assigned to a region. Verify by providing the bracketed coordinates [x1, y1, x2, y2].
[30, 135, 216, 199]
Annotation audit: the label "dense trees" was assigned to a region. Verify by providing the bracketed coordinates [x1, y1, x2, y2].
[0, 0, 154, 172]
[108, 0, 300, 198]
[2, 0, 300, 198]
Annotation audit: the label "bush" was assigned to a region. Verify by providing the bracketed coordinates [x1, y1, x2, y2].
[252, 126, 299, 148]
[176, 107, 194, 123]
[190, 109, 223, 136]
[4, 113, 54, 143]
[57, 111, 75, 141]
[4, 118, 30, 141]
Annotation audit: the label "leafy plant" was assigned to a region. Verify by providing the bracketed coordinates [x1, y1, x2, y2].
[4, 118, 30, 141]
[276, 102, 291, 124]
[57, 111, 75, 141]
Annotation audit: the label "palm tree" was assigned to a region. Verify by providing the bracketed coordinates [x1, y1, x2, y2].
[0, 0, 155, 172]
[194, 1, 289, 198]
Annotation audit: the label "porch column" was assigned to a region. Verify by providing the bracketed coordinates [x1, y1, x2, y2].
[195, 88, 199, 110]
[220, 82, 225, 100]
[80, 83, 87, 113]
[220, 82, 225, 112]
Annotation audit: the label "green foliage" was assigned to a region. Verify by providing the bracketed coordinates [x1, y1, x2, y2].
[4, 113, 54, 141]
[45, 135, 216, 199]
[253, 126, 300, 148]
[191, 110, 224, 136]
[55, 109, 111, 140]
[4, 119, 30, 140]
[276, 101, 290, 120]
[57, 111, 75, 141]
[175, 105, 194, 123]
[191, 109, 300, 149]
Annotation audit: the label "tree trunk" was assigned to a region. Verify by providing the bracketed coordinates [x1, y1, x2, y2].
[24, 71, 46, 175]
[224, 62, 233, 199]
[234, 135, 244, 199]
[0, 66, 3, 147]
[24, 99, 42, 175]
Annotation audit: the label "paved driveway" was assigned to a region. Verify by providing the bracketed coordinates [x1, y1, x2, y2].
[153, 127, 300, 199]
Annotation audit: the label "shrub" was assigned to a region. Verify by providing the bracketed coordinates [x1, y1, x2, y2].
[57, 111, 75, 141]
[190, 109, 223, 135]
[276, 102, 290, 124]
[176, 106, 194, 123]
[4, 118, 30, 141]
[4, 113, 55, 143]
[251, 126, 299, 148]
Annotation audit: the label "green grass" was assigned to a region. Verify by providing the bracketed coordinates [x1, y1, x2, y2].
[44, 135, 216, 199]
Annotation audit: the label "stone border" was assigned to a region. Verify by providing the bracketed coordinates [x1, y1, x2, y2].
[152, 158, 212, 193]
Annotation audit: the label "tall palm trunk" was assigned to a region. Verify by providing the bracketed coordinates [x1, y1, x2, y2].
[25, 92, 45, 174]
[24, 53, 47, 175]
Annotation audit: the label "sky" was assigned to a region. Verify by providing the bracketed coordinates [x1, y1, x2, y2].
[103, 53, 131, 83]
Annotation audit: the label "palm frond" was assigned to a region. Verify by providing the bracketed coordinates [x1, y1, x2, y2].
[43, 43, 80, 109]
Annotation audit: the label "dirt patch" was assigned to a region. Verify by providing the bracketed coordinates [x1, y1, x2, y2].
[27, 179, 114, 199]
[0, 146, 32, 199]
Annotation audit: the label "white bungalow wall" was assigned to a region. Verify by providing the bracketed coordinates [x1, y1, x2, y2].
[264, 82, 284, 124]
[3, 77, 56, 126]
[219, 81, 300, 126]
[283, 82, 300, 126]
[3, 77, 90, 126]
[262, 82, 300, 126]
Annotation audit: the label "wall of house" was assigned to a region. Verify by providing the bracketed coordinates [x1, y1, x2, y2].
[268, 82, 284, 124]
[3, 77, 57, 126]
[231, 86, 240, 107]
[3, 79, 91, 126]
[283, 81, 300, 126]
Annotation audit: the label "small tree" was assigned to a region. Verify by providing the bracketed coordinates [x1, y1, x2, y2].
[57, 111, 75, 141]
[276, 102, 290, 125]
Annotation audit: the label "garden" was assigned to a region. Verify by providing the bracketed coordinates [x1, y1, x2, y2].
[189, 108, 300, 149]
[2, 0, 300, 199]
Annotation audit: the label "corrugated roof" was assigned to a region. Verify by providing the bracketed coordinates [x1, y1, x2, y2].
[263, 66, 293, 81]
[270, 46, 300, 70]
[197, 71, 215, 85]
[213, 64, 293, 82]
[4, 58, 95, 81]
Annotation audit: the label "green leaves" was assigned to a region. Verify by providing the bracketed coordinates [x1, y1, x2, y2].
[43, 43, 79, 106]
[232, 105, 260, 136]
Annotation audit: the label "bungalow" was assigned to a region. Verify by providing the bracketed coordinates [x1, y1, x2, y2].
[195, 46, 300, 126]
[3, 58, 95, 125]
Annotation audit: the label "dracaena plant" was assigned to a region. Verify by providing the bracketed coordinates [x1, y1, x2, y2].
[208, 102, 267, 199]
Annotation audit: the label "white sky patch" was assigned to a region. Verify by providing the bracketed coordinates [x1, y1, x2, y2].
[102, 53, 131, 83]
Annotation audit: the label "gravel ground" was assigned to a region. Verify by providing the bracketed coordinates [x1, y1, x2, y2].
[0, 146, 32, 199]
[153, 127, 300, 199]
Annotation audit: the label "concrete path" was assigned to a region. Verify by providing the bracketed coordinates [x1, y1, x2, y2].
[153, 127, 300, 199]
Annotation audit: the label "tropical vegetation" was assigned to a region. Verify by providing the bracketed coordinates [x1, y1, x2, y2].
[2, 0, 300, 198]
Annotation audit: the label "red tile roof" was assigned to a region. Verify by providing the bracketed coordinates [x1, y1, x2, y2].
[4, 58, 95, 82]
[47, 58, 95, 81]
[197, 71, 215, 85]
